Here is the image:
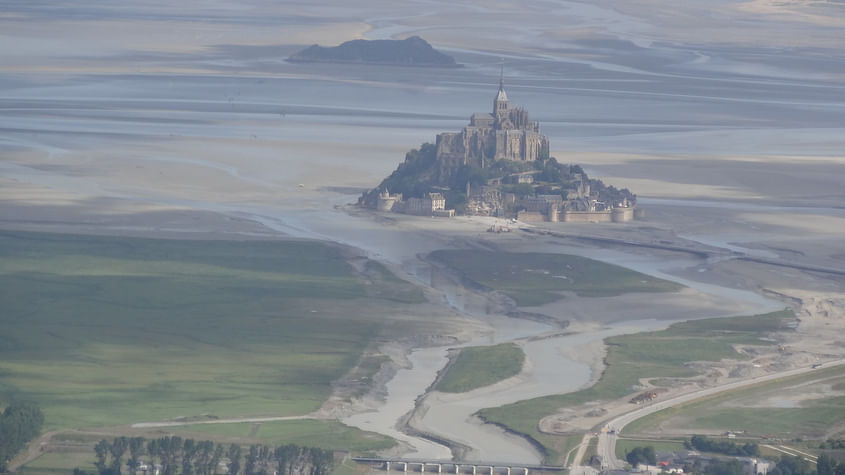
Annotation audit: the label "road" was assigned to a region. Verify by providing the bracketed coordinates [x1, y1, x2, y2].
[594, 359, 845, 470]
[762, 445, 818, 463]
[567, 433, 599, 475]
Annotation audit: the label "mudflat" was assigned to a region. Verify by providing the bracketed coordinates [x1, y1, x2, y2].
[2, 0, 844, 468]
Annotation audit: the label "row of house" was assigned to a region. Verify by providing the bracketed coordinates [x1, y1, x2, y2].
[377, 189, 456, 217]
[596, 450, 775, 475]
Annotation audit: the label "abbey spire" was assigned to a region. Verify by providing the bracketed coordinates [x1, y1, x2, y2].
[493, 62, 509, 117]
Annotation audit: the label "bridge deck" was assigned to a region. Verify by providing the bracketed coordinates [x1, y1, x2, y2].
[351, 457, 564, 471]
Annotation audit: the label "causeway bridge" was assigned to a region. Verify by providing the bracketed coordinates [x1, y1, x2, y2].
[351, 457, 565, 474]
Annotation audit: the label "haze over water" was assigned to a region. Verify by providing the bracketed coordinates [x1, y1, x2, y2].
[2, 0, 844, 466]
[2, 0, 844, 205]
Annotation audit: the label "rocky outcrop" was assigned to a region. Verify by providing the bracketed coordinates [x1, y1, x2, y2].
[288, 36, 459, 67]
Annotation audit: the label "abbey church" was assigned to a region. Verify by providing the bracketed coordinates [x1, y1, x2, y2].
[361, 71, 638, 222]
[435, 72, 549, 173]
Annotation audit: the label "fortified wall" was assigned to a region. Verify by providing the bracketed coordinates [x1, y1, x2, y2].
[517, 206, 635, 223]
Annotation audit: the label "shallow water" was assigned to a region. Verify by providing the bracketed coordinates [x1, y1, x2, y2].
[416, 318, 675, 463]
[343, 346, 454, 459]
[161, 190, 786, 462]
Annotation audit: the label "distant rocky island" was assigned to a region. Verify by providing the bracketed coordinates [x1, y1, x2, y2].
[288, 36, 460, 67]
[359, 74, 641, 223]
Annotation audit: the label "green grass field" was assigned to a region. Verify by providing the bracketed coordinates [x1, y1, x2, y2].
[17, 451, 97, 474]
[436, 343, 525, 393]
[478, 310, 794, 462]
[615, 439, 687, 459]
[625, 365, 845, 438]
[178, 419, 395, 452]
[429, 250, 682, 306]
[0, 230, 420, 431]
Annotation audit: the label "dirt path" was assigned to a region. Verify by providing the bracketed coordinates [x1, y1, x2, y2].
[8, 430, 59, 472]
[130, 414, 316, 429]
[569, 433, 594, 467]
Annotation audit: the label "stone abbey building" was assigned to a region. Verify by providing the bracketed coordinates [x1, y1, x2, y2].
[366, 72, 638, 222]
[435, 73, 549, 173]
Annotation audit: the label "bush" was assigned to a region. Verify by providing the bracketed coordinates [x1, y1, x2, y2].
[775, 454, 814, 475]
[626, 446, 656, 467]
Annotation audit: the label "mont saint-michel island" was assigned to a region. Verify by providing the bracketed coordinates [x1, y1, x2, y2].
[360, 75, 639, 223]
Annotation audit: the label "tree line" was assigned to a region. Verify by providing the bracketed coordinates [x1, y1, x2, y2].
[816, 453, 845, 475]
[76, 436, 334, 475]
[819, 439, 845, 450]
[0, 401, 45, 472]
[686, 435, 760, 457]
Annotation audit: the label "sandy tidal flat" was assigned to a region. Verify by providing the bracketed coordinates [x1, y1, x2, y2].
[2, 0, 845, 465]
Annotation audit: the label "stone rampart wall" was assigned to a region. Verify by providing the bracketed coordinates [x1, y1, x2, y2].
[561, 211, 613, 223]
[560, 208, 636, 223]
[517, 211, 546, 222]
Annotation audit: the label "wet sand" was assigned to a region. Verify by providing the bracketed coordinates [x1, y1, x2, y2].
[2, 0, 845, 464]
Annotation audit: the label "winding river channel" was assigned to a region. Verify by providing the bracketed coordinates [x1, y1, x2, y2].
[0, 150, 786, 462]
[243, 193, 785, 464]
[3, 3, 843, 466]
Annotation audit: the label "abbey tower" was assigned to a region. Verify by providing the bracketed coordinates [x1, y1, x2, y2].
[435, 70, 549, 177]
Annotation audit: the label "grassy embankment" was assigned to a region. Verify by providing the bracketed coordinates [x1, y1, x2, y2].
[0, 230, 422, 447]
[178, 419, 394, 453]
[625, 364, 845, 438]
[429, 250, 683, 306]
[17, 451, 97, 474]
[478, 310, 795, 463]
[582, 436, 599, 464]
[436, 343, 525, 393]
